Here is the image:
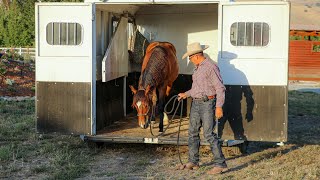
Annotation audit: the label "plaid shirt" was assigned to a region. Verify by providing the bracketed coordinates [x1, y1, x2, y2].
[185, 58, 226, 107]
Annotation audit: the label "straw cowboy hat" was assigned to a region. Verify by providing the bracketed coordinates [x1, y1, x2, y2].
[182, 42, 209, 59]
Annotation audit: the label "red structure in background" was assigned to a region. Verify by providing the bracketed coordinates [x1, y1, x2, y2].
[289, 30, 320, 81]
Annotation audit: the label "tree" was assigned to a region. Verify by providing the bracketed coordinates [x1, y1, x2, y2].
[1, 0, 10, 10]
[0, 0, 84, 47]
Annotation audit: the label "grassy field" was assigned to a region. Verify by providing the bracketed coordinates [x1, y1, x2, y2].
[0, 91, 319, 179]
[0, 100, 97, 179]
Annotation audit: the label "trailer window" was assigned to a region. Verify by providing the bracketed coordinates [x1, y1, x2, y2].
[46, 22, 82, 45]
[230, 22, 269, 46]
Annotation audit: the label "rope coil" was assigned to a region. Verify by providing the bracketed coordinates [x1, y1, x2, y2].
[148, 95, 185, 165]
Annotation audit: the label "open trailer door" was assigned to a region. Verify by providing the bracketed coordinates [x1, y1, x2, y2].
[218, 1, 290, 142]
[102, 17, 129, 82]
[35, 3, 96, 135]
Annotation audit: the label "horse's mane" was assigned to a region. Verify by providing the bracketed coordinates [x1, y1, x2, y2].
[140, 46, 168, 90]
[133, 41, 177, 106]
[131, 41, 178, 131]
[141, 42, 176, 73]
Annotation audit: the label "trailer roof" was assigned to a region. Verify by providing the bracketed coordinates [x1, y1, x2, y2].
[85, 0, 221, 3]
[86, 0, 320, 31]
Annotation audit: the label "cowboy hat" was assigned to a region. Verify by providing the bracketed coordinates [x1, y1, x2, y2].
[182, 42, 209, 59]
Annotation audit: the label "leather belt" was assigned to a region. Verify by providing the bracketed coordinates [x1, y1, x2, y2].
[193, 95, 215, 100]
[207, 95, 215, 99]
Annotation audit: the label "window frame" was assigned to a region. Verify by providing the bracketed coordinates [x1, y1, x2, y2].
[230, 22, 270, 47]
[46, 22, 83, 46]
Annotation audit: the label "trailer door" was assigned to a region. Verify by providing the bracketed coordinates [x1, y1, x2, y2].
[36, 3, 96, 135]
[218, 2, 290, 142]
[102, 17, 128, 82]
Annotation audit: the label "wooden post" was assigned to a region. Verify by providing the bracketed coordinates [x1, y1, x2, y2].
[19, 47, 22, 56]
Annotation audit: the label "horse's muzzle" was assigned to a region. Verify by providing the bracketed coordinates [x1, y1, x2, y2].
[139, 115, 149, 129]
[139, 121, 149, 129]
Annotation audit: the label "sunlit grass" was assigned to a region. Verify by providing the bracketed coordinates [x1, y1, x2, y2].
[288, 90, 320, 116]
[0, 100, 96, 179]
[0, 91, 319, 179]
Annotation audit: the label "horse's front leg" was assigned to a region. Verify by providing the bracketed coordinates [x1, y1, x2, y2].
[158, 86, 167, 132]
[150, 89, 157, 123]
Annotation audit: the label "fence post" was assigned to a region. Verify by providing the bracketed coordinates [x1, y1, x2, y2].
[19, 47, 22, 56]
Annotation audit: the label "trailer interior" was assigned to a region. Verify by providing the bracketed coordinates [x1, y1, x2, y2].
[91, 3, 219, 144]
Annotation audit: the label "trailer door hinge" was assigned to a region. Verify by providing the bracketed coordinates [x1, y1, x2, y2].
[92, 13, 95, 21]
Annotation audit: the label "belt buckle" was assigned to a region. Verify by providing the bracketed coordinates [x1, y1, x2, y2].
[193, 95, 214, 101]
[208, 95, 214, 100]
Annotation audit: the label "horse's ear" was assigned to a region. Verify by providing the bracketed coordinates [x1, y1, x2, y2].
[145, 85, 151, 95]
[129, 85, 137, 94]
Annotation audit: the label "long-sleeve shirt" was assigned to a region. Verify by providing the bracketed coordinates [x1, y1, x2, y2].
[185, 58, 226, 107]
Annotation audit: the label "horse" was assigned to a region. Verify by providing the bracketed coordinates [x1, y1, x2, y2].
[129, 41, 179, 132]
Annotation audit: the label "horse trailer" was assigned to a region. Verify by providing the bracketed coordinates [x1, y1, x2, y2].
[35, 0, 290, 146]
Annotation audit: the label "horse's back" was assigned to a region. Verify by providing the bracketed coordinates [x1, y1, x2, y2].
[145, 42, 176, 55]
[141, 42, 179, 84]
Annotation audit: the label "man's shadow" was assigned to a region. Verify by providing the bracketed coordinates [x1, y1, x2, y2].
[212, 51, 255, 141]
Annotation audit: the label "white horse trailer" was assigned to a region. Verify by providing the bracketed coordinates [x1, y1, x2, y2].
[35, 0, 290, 145]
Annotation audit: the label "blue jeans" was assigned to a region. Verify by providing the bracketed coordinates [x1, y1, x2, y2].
[188, 98, 227, 168]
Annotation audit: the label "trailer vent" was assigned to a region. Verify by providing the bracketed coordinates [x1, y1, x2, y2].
[46, 22, 82, 46]
[230, 22, 270, 47]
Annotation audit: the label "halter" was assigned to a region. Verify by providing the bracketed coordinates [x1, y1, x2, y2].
[135, 88, 151, 117]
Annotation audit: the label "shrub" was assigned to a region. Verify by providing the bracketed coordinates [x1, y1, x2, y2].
[0, 61, 8, 83]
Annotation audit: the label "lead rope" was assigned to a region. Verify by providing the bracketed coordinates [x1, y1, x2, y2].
[176, 96, 184, 165]
[149, 95, 181, 136]
[148, 95, 184, 165]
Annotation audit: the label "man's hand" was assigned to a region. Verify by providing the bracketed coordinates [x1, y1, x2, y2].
[215, 107, 223, 119]
[178, 93, 188, 101]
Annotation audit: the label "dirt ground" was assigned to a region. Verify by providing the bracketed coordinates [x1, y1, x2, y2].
[0, 60, 35, 97]
[76, 114, 320, 180]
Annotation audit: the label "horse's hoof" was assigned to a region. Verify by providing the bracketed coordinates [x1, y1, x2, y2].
[159, 129, 163, 133]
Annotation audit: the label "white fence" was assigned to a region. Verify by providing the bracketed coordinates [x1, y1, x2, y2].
[0, 47, 35, 61]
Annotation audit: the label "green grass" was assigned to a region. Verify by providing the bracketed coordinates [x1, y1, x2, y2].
[288, 90, 320, 116]
[0, 145, 11, 161]
[0, 91, 319, 179]
[0, 100, 35, 141]
[0, 100, 96, 179]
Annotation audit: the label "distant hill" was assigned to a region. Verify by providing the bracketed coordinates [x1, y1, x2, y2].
[290, 0, 320, 30]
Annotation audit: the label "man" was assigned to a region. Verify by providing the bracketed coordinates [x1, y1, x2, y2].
[178, 42, 228, 175]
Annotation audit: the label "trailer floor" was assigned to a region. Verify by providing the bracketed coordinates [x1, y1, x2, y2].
[85, 113, 209, 145]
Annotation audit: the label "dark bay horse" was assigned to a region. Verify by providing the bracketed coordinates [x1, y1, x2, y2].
[129, 41, 179, 132]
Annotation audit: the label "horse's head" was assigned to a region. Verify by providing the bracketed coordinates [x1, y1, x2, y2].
[130, 85, 152, 129]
